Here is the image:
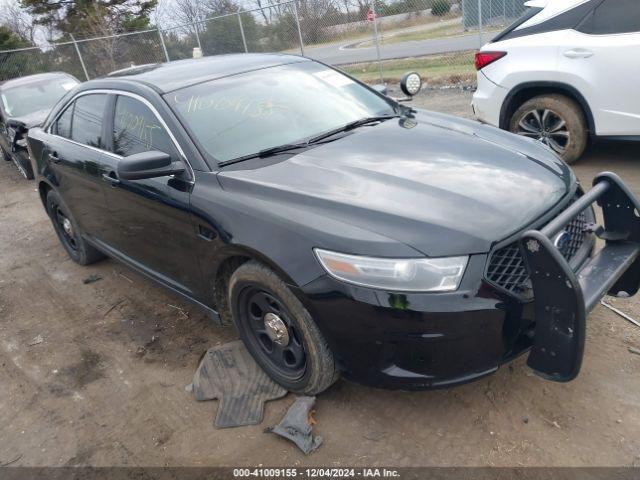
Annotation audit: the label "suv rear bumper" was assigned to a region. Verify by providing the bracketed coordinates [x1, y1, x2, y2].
[472, 71, 508, 127]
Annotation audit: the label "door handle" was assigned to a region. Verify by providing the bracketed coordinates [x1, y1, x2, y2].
[198, 224, 218, 241]
[102, 172, 120, 186]
[563, 48, 594, 59]
[48, 152, 60, 164]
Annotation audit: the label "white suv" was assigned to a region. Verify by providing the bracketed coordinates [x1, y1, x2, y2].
[472, 0, 640, 163]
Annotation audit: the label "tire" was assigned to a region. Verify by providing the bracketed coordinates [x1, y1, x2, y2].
[229, 260, 338, 395]
[509, 94, 588, 165]
[12, 150, 34, 180]
[45, 190, 105, 266]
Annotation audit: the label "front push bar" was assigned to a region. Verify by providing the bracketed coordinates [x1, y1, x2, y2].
[520, 172, 640, 382]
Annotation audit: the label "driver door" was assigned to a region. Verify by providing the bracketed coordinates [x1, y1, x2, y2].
[98, 93, 203, 297]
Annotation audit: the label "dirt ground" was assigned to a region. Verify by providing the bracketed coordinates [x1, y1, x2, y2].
[1, 90, 640, 468]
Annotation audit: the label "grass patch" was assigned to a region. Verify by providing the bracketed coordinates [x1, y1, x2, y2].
[360, 23, 461, 47]
[341, 51, 476, 86]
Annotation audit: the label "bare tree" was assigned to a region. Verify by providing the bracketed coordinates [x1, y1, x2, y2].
[0, 2, 37, 43]
[169, 0, 209, 34]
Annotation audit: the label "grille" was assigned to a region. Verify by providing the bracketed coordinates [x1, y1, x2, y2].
[486, 210, 589, 299]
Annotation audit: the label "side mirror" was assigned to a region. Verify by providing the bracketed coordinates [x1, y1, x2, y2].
[117, 150, 185, 181]
[372, 84, 388, 96]
[399, 72, 423, 98]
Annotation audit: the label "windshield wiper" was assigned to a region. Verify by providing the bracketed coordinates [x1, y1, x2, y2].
[307, 114, 399, 144]
[219, 114, 399, 167]
[218, 142, 309, 166]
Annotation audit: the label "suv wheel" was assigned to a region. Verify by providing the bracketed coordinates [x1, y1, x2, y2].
[229, 260, 338, 395]
[509, 94, 588, 164]
[46, 190, 105, 265]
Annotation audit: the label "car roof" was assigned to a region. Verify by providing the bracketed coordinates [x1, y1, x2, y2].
[104, 53, 310, 94]
[0, 71, 77, 90]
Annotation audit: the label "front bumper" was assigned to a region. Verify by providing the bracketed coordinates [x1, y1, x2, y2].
[299, 172, 640, 389]
[300, 255, 536, 390]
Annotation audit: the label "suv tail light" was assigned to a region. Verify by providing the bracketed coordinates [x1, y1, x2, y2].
[474, 51, 507, 71]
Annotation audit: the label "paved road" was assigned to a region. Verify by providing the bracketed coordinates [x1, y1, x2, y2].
[303, 31, 493, 65]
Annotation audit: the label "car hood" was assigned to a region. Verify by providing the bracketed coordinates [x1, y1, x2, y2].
[218, 110, 574, 257]
[9, 109, 50, 129]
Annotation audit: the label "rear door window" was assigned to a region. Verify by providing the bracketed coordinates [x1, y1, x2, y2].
[112, 95, 174, 157]
[578, 0, 640, 34]
[71, 94, 108, 148]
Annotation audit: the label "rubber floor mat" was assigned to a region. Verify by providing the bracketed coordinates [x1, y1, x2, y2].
[190, 340, 288, 428]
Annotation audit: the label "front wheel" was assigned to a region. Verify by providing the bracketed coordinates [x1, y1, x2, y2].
[509, 94, 588, 164]
[229, 261, 338, 395]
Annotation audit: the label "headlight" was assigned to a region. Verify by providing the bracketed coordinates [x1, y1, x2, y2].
[314, 249, 468, 292]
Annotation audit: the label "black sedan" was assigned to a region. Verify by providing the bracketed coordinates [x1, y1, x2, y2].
[0, 72, 79, 179]
[27, 54, 640, 394]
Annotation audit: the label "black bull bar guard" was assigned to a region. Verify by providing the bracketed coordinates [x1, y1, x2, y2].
[520, 172, 640, 382]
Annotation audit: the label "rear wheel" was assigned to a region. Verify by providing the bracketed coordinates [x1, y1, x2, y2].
[509, 94, 588, 164]
[229, 261, 338, 395]
[46, 190, 105, 265]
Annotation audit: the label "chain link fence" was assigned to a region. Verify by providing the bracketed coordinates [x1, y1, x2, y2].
[0, 0, 528, 88]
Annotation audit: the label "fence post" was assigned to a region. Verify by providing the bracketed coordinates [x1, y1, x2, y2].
[237, 12, 248, 53]
[292, 0, 305, 56]
[157, 27, 170, 62]
[194, 21, 203, 50]
[370, 0, 384, 85]
[69, 34, 90, 81]
[478, 0, 483, 48]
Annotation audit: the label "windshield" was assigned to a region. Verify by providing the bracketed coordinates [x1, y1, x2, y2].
[166, 61, 396, 164]
[1, 76, 78, 118]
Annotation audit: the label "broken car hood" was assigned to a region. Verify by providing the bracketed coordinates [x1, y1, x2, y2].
[218, 110, 573, 257]
[9, 109, 50, 130]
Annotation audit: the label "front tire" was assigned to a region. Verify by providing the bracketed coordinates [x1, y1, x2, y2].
[509, 94, 588, 164]
[46, 190, 105, 266]
[229, 261, 338, 395]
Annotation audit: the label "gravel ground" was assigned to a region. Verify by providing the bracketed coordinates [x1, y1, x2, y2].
[1, 89, 639, 468]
